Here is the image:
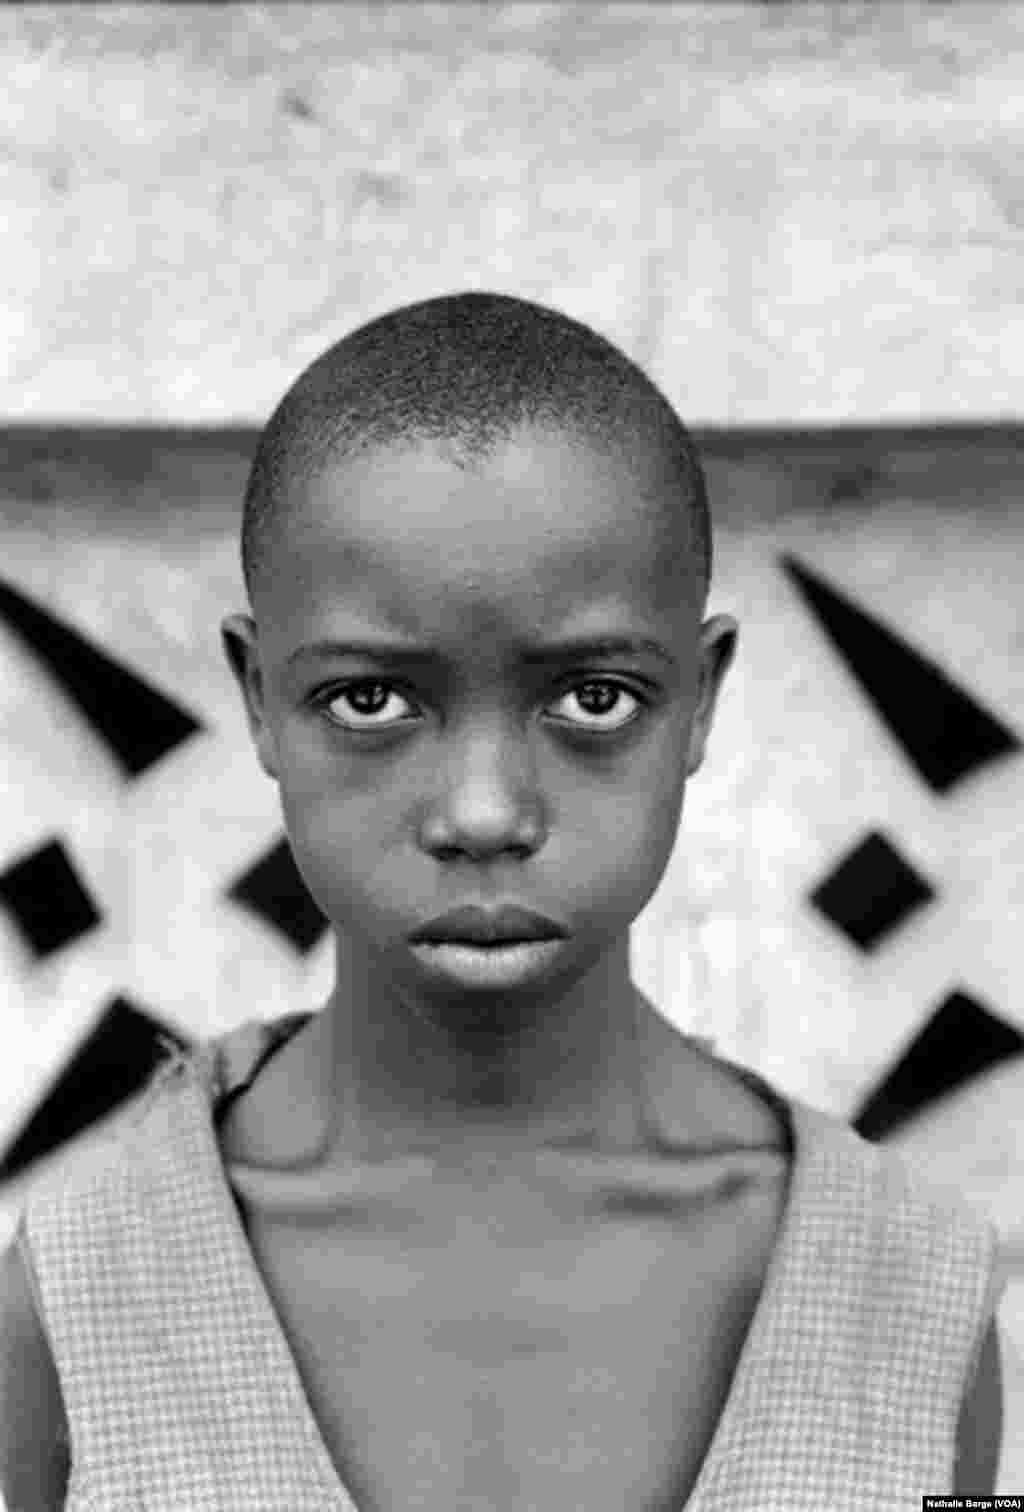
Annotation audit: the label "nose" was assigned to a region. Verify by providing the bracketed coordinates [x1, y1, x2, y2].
[417, 717, 547, 862]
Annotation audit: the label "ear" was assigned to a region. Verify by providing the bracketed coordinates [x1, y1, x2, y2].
[220, 613, 280, 782]
[686, 614, 739, 777]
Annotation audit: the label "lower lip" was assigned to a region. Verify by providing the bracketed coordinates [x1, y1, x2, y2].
[410, 939, 566, 988]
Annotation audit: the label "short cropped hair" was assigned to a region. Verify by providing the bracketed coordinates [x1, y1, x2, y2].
[241, 292, 712, 605]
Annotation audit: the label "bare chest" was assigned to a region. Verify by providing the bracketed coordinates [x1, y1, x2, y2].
[241, 1151, 788, 1511]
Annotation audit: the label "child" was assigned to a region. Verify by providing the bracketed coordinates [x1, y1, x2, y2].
[0, 293, 1005, 1509]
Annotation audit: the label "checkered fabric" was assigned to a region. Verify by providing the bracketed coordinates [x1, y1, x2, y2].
[20, 1019, 1005, 1510]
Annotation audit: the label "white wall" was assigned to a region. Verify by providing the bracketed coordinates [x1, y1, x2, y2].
[2, 0, 1023, 427]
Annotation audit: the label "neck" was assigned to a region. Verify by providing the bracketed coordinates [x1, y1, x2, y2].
[311, 932, 654, 1162]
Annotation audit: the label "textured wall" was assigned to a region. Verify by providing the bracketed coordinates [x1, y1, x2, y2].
[3, 0, 1024, 426]
[0, 424, 1020, 1127]
[3, 1, 1024, 1487]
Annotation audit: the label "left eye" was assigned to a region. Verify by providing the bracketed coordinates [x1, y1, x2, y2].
[547, 680, 642, 730]
[322, 681, 418, 728]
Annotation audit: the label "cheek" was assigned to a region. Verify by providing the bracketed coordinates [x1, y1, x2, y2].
[638, 734, 690, 865]
[275, 784, 349, 916]
[281, 775, 399, 854]
[272, 709, 409, 823]
[274, 756, 403, 921]
[561, 752, 687, 899]
[616, 779, 686, 871]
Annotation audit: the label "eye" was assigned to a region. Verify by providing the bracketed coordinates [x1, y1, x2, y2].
[320, 680, 419, 729]
[546, 679, 644, 731]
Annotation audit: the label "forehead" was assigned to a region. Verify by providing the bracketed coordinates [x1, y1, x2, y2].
[259, 427, 698, 648]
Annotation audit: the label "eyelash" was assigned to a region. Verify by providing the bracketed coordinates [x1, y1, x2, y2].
[314, 676, 652, 733]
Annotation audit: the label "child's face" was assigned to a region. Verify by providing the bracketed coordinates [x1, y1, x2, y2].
[223, 425, 736, 1010]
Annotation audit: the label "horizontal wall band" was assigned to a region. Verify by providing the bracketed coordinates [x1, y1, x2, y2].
[2, 424, 1021, 531]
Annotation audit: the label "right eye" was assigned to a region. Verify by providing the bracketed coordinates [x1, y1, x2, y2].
[321, 680, 420, 729]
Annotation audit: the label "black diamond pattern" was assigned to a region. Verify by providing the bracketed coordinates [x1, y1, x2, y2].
[0, 837, 103, 957]
[227, 836, 329, 953]
[0, 995, 189, 1181]
[853, 989, 1024, 1140]
[809, 829, 935, 951]
[781, 554, 1021, 794]
[1, 431, 1021, 1175]
[0, 575, 204, 778]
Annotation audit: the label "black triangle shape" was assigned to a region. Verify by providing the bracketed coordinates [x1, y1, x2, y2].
[227, 836, 330, 953]
[780, 555, 1021, 794]
[0, 576, 204, 778]
[0, 995, 190, 1183]
[852, 988, 1024, 1141]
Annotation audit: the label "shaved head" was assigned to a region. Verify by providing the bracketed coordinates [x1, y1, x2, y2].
[241, 292, 712, 610]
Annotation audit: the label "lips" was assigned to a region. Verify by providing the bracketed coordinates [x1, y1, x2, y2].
[410, 904, 567, 946]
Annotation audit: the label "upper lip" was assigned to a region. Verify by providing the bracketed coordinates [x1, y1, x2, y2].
[410, 905, 568, 946]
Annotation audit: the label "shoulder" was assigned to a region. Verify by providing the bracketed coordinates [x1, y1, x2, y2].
[804, 1107, 1005, 1491]
[633, 1009, 792, 1280]
[0, 1229, 70, 1511]
[0, 1091, 164, 1512]
[638, 1006, 792, 1160]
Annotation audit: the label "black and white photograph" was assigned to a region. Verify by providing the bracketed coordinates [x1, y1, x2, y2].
[0, 3, 1020, 1504]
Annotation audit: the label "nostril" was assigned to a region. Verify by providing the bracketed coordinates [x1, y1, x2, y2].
[417, 795, 547, 861]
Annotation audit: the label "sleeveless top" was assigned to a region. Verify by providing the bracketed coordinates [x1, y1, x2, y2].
[17, 1011, 1006, 1511]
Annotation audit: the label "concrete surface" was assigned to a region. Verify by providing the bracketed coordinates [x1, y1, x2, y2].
[2, 1, 1023, 426]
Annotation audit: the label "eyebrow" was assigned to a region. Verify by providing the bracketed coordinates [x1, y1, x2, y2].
[288, 635, 677, 670]
[287, 640, 438, 670]
[520, 636, 677, 669]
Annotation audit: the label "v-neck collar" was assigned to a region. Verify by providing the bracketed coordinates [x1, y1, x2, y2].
[184, 1021, 830, 1512]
